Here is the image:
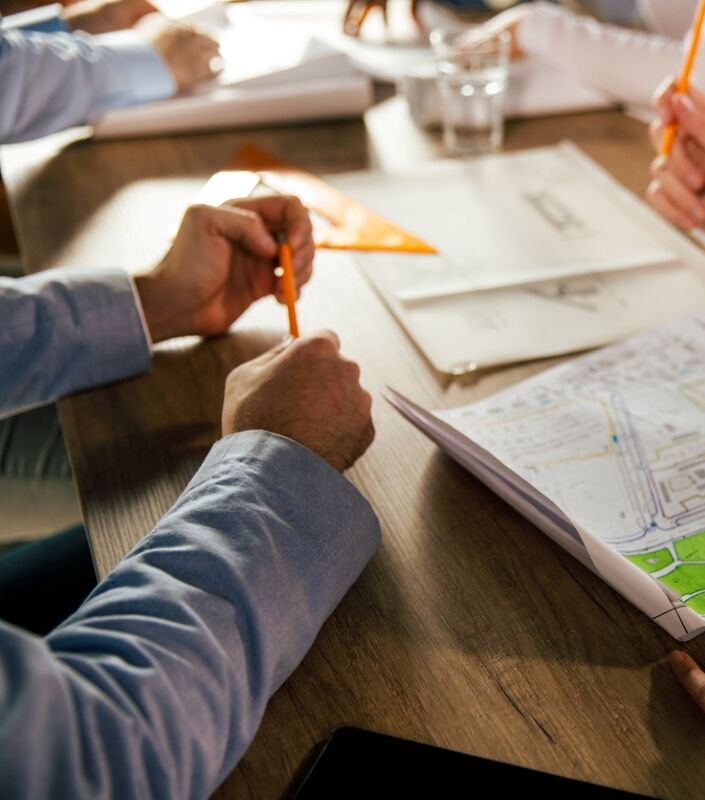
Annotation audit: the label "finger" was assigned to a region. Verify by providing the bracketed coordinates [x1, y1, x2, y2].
[646, 178, 703, 230]
[653, 75, 677, 120]
[194, 35, 220, 57]
[343, 0, 368, 35]
[229, 196, 311, 240]
[358, 415, 376, 455]
[274, 257, 314, 304]
[649, 118, 666, 152]
[668, 137, 705, 192]
[288, 211, 314, 254]
[670, 651, 705, 711]
[187, 57, 217, 84]
[650, 158, 705, 224]
[673, 93, 705, 151]
[690, 82, 705, 110]
[188, 36, 220, 74]
[293, 238, 315, 275]
[682, 135, 705, 175]
[298, 255, 314, 282]
[210, 204, 278, 257]
[226, 196, 314, 265]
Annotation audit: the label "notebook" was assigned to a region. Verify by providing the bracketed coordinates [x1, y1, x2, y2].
[91, 2, 372, 139]
[329, 142, 705, 373]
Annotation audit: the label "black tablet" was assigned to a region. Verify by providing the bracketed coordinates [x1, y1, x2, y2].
[292, 727, 658, 799]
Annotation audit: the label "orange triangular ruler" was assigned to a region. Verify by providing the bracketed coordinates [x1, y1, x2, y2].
[196, 143, 436, 253]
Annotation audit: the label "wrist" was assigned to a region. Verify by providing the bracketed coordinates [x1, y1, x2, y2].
[62, 6, 100, 34]
[134, 271, 180, 343]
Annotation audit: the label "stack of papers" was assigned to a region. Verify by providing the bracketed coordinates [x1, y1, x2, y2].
[328, 142, 705, 373]
[92, 2, 373, 139]
[388, 313, 705, 640]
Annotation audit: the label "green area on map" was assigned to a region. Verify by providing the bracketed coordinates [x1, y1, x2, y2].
[627, 530, 705, 615]
[627, 549, 672, 574]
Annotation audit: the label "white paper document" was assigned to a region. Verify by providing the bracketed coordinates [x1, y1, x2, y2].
[92, 3, 372, 139]
[328, 142, 705, 372]
[388, 313, 705, 640]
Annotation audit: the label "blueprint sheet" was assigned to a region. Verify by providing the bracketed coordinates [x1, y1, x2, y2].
[390, 314, 705, 639]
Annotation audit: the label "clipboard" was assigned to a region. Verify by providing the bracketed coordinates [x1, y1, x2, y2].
[293, 727, 657, 799]
[195, 144, 436, 254]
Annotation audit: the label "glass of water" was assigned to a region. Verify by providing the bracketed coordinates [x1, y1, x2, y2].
[430, 26, 510, 157]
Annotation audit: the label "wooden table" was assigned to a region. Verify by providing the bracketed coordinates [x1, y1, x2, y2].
[4, 100, 705, 800]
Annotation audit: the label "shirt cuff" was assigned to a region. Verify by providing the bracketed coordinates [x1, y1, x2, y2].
[21, 266, 152, 391]
[188, 430, 381, 611]
[127, 274, 154, 350]
[93, 29, 176, 104]
[1, 3, 69, 33]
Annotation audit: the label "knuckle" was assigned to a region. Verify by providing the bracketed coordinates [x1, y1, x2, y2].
[343, 359, 361, 382]
[185, 203, 211, 223]
[299, 334, 336, 359]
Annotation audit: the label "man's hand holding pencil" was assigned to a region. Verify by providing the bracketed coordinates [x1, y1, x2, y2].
[135, 196, 314, 343]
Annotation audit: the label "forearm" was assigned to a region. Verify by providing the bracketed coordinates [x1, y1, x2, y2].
[0, 27, 173, 143]
[0, 431, 380, 798]
[0, 267, 151, 418]
[517, 2, 685, 109]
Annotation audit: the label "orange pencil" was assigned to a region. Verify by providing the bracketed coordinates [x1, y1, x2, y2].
[661, 0, 705, 156]
[277, 234, 299, 338]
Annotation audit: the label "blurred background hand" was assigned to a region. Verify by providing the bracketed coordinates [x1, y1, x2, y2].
[137, 15, 221, 91]
[648, 78, 705, 230]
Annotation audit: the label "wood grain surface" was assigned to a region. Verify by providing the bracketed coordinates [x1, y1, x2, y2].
[4, 101, 705, 800]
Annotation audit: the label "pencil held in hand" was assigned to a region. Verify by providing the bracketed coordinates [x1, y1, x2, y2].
[661, 0, 705, 156]
[277, 234, 299, 338]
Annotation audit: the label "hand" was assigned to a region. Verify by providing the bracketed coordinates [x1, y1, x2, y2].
[221, 331, 375, 472]
[62, 0, 156, 34]
[135, 197, 314, 343]
[343, 0, 392, 36]
[647, 78, 705, 230]
[138, 15, 221, 91]
[670, 651, 705, 712]
[482, 6, 529, 59]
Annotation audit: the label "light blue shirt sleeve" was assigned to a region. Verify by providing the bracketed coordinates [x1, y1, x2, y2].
[0, 26, 175, 143]
[0, 267, 151, 419]
[0, 429, 381, 798]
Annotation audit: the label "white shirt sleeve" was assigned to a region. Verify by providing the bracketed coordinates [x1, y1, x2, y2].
[637, 0, 697, 40]
[516, 1, 703, 110]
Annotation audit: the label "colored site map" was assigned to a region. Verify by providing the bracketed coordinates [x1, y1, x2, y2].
[438, 315, 705, 617]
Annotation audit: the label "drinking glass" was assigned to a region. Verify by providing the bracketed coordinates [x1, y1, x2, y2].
[430, 26, 510, 157]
